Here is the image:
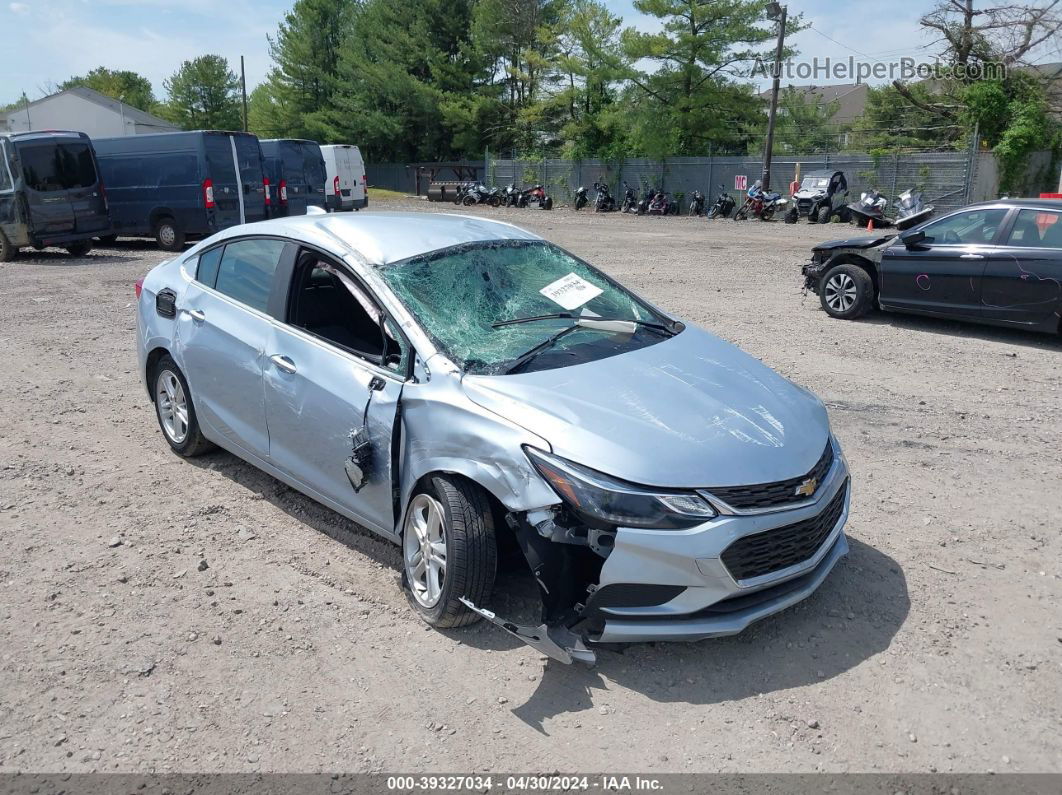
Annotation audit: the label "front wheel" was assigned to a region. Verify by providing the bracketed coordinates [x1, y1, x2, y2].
[542, 196, 553, 210]
[66, 240, 92, 257]
[784, 208, 798, 224]
[462, 195, 477, 206]
[819, 263, 874, 320]
[0, 232, 16, 262]
[817, 205, 832, 224]
[402, 476, 497, 628]
[489, 195, 501, 207]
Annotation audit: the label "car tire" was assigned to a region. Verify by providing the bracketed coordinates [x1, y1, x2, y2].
[154, 217, 185, 252]
[152, 356, 213, 457]
[66, 240, 92, 257]
[402, 475, 497, 629]
[819, 263, 874, 320]
[817, 205, 832, 224]
[0, 232, 15, 262]
[784, 208, 798, 224]
[543, 196, 553, 210]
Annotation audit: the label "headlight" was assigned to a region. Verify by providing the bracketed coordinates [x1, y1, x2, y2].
[524, 446, 716, 530]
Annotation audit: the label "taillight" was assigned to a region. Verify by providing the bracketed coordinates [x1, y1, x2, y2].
[333, 176, 340, 196]
[135, 278, 144, 299]
[203, 178, 215, 209]
[361, 174, 367, 185]
[279, 179, 288, 204]
[263, 177, 271, 206]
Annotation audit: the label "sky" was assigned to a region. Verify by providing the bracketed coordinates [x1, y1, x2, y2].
[0, 0, 1054, 106]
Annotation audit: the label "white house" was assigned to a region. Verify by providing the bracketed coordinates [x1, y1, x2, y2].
[2, 85, 178, 137]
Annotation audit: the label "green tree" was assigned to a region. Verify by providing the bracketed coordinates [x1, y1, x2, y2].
[59, 67, 156, 112]
[620, 0, 783, 156]
[774, 87, 840, 153]
[255, 0, 353, 139]
[160, 55, 242, 131]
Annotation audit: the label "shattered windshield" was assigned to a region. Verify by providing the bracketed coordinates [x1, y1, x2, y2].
[378, 241, 672, 375]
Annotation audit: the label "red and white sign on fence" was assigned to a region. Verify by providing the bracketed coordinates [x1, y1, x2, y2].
[734, 175, 748, 191]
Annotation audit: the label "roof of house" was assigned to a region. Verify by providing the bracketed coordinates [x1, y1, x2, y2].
[759, 82, 869, 124]
[3, 85, 177, 131]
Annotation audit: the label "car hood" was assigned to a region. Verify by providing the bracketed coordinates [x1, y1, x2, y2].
[461, 325, 831, 489]
[813, 234, 894, 252]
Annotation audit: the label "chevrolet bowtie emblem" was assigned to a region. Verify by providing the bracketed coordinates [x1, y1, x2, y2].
[795, 477, 818, 498]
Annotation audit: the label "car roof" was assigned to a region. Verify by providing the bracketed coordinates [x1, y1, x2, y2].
[212, 211, 542, 266]
[803, 170, 841, 178]
[964, 198, 1062, 210]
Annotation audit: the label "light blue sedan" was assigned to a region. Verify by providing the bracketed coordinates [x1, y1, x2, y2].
[136, 211, 850, 664]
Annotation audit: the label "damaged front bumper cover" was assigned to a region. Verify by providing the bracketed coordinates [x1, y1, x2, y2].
[464, 451, 851, 665]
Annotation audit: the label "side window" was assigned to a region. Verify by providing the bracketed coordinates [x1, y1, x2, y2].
[287, 249, 409, 369]
[214, 238, 286, 313]
[921, 208, 1007, 245]
[1006, 209, 1062, 249]
[0, 142, 11, 192]
[195, 246, 224, 287]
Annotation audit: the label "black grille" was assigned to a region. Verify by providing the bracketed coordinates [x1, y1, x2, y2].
[708, 442, 834, 510]
[721, 479, 848, 581]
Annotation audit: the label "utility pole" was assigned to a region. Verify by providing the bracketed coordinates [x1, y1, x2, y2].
[761, 2, 787, 192]
[240, 55, 248, 132]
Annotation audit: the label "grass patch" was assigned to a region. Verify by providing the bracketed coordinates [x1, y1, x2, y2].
[369, 187, 410, 200]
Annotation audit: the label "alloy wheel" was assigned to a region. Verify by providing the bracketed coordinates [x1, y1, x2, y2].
[824, 273, 857, 312]
[403, 494, 448, 608]
[155, 369, 189, 443]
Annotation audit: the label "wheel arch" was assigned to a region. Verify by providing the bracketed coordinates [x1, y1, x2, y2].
[824, 253, 880, 296]
[148, 207, 178, 228]
[144, 345, 171, 400]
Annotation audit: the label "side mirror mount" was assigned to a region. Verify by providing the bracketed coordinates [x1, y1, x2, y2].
[900, 229, 926, 247]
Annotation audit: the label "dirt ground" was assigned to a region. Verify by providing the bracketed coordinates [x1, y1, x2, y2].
[1, 197, 1060, 775]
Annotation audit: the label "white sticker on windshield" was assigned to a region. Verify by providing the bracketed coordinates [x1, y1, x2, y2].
[539, 272, 603, 310]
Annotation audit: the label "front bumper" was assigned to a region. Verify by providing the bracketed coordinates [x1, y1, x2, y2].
[590, 440, 850, 644]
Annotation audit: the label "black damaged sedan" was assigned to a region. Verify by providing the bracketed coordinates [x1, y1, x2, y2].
[802, 198, 1062, 334]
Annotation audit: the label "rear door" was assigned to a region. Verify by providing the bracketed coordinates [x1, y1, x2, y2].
[179, 237, 293, 459]
[63, 141, 109, 235]
[203, 134, 242, 227]
[280, 143, 309, 216]
[982, 208, 1062, 326]
[15, 141, 76, 236]
[879, 207, 1009, 319]
[343, 147, 364, 205]
[301, 143, 326, 210]
[232, 134, 267, 222]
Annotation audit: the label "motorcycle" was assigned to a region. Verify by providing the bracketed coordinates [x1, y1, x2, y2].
[733, 180, 787, 221]
[593, 182, 615, 212]
[573, 186, 589, 211]
[706, 184, 736, 219]
[643, 188, 679, 216]
[687, 190, 706, 216]
[516, 184, 553, 210]
[502, 183, 522, 207]
[460, 183, 501, 207]
[620, 182, 639, 213]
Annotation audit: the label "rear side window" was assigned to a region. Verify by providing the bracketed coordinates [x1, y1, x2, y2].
[0, 142, 11, 192]
[1006, 209, 1062, 249]
[214, 238, 286, 313]
[196, 246, 224, 286]
[19, 143, 98, 191]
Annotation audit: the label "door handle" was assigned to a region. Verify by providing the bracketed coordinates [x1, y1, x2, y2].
[368, 376, 386, 391]
[960, 253, 985, 260]
[186, 308, 206, 322]
[269, 354, 297, 374]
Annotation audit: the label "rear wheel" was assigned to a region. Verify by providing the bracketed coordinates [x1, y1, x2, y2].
[96, 234, 118, 245]
[760, 204, 776, 221]
[152, 356, 213, 456]
[0, 232, 15, 262]
[542, 196, 553, 210]
[66, 240, 92, 257]
[154, 217, 185, 252]
[402, 475, 497, 628]
[820, 263, 874, 320]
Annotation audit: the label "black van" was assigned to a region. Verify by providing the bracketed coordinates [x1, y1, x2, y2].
[0, 131, 111, 260]
[92, 131, 268, 251]
[259, 139, 326, 218]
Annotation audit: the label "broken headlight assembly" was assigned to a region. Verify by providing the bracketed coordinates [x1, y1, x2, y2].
[524, 446, 716, 530]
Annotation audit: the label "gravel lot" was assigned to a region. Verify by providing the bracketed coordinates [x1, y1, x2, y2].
[1, 197, 1060, 774]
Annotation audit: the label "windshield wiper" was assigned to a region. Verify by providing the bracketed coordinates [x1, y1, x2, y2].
[501, 316, 676, 375]
[493, 313, 675, 334]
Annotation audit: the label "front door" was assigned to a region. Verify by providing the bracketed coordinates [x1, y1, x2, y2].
[263, 249, 410, 535]
[879, 207, 1009, 318]
[178, 237, 292, 460]
[981, 208, 1062, 326]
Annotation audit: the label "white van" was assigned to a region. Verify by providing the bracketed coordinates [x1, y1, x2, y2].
[320, 144, 366, 212]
